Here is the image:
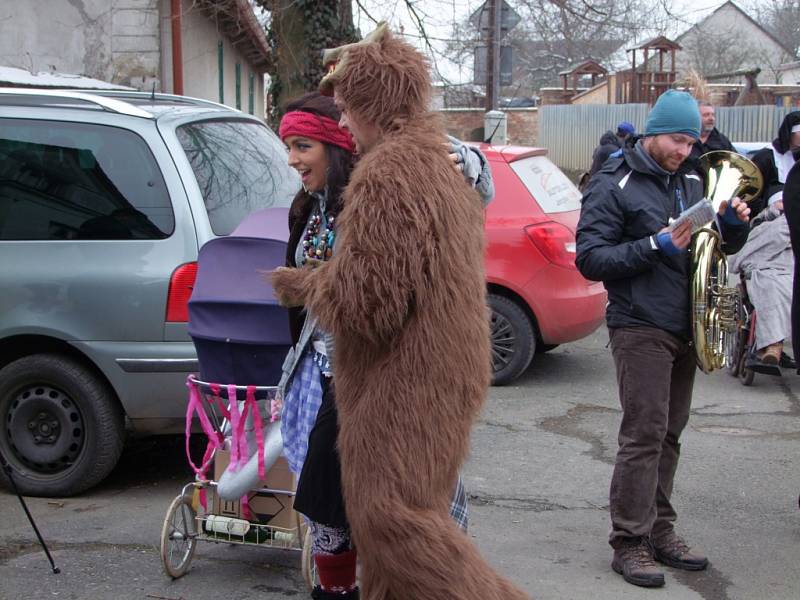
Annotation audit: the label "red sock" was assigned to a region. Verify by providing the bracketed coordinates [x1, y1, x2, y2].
[314, 548, 357, 593]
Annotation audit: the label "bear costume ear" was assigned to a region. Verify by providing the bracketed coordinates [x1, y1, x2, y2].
[319, 22, 390, 96]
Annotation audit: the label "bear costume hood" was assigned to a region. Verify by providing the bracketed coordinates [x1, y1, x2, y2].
[320, 22, 431, 133]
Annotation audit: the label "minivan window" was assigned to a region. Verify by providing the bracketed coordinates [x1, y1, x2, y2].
[177, 119, 298, 235]
[509, 156, 582, 214]
[0, 119, 174, 240]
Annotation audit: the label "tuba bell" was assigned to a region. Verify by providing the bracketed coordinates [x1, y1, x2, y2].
[691, 151, 763, 373]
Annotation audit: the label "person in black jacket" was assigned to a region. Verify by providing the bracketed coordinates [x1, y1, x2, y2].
[750, 111, 800, 219]
[783, 162, 800, 373]
[587, 121, 635, 179]
[576, 90, 750, 589]
[687, 101, 734, 171]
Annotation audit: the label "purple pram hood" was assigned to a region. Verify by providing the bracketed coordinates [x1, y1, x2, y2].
[188, 208, 291, 386]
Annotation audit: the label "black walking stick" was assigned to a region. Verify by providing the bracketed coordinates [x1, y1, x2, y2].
[0, 451, 60, 574]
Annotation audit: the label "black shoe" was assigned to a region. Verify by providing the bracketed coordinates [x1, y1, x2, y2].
[650, 532, 709, 571]
[780, 352, 796, 370]
[311, 587, 359, 599]
[611, 538, 665, 588]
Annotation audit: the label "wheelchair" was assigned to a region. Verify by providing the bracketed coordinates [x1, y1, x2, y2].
[727, 273, 793, 385]
[727, 275, 758, 385]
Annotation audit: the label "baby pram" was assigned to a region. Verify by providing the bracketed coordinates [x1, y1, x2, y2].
[159, 208, 315, 587]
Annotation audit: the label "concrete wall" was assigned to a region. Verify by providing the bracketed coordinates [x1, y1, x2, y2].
[571, 81, 611, 105]
[440, 108, 539, 147]
[160, 0, 265, 118]
[0, 0, 160, 88]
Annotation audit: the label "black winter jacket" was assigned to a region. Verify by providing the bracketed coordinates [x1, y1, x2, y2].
[576, 142, 749, 337]
[588, 130, 623, 178]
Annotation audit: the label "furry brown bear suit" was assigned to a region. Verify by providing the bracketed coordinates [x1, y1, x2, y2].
[272, 24, 529, 600]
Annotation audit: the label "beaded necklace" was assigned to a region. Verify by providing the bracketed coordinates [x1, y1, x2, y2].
[301, 203, 335, 263]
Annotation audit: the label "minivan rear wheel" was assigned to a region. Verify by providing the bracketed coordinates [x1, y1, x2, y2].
[488, 294, 536, 385]
[0, 354, 124, 497]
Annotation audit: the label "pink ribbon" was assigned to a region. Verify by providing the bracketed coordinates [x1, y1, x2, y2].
[246, 385, 266, 481]
[210, 383, 230, 420]
[227, 384, 247, 471]
[185, 377, 225, 510]
[241, 494, 253, 522]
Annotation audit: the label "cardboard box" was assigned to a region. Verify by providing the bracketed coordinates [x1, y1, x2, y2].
[211, 449, 297, 530]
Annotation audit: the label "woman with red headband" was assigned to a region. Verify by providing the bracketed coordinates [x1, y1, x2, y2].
[277, 92, 358, 599]
[277, 92, 493, 599]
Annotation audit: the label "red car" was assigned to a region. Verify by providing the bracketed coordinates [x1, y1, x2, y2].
[479, 144, 607, 384]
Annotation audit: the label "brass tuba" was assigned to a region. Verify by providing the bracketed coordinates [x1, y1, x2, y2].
[691, 151, 763, 373]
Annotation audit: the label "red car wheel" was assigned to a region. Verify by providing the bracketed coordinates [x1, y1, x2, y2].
[488, 294, 536, 385]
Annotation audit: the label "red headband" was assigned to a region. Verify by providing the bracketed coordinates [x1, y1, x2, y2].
[279, 110, 355, 154]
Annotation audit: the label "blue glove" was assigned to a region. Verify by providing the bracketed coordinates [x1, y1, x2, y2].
[654, 231, 683, 256]
[721, 201, 746, 226]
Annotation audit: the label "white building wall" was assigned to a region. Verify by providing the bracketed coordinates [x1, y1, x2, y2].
[779, 64, 800, 85]
[160, 0, 265, 119]
[0, 0, 264, 115]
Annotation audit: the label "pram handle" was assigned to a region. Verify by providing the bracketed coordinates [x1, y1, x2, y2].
[188, 375, 279, 393]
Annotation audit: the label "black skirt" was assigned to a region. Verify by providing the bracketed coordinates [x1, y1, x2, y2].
[294, 376, 349, 528]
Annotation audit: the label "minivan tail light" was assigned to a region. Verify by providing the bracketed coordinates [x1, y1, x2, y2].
[524, 222, 577, 269]
[166, 262, 198, 322]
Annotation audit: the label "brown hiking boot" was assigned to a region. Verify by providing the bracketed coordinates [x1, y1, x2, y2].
[757, 342, 783, 366]
[650, 531, 709, 571]
[611, 538, 665, 588]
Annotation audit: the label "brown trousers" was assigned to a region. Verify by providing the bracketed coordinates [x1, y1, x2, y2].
[608, 326, 696, 548]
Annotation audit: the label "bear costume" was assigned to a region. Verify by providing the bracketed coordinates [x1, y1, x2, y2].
[272, 23, 529, 600]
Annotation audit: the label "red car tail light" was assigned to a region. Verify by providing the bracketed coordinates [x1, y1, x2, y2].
[166, 262, 198, 322]
[524, 222, 577, 269]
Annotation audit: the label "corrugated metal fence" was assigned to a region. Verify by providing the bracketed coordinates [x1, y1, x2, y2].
[539, 104, 795, 171]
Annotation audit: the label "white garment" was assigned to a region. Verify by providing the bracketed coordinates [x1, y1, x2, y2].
[729, 211, 793, 349]
[771, 146, 796, 184]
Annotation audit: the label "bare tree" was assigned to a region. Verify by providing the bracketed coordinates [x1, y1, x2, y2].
[443, 0, 675, 95]
[254, 0, 688, 112]
[748, 0, 800, 60]
[256, 0, 357, 123]
[679, 8, 795, 83]
[680, 22, 759, 77]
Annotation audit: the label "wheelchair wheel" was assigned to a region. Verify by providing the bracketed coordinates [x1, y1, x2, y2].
[728, 329, 745, 377]
[738, 352, 755, 386]
[160, 494, 198, 579]
[301, 525, 318, 591]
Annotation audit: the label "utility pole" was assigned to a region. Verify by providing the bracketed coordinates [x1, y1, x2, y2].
[485, 0, 500, 111]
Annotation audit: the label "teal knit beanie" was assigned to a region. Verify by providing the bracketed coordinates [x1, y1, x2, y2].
[644, 90, 701, 139]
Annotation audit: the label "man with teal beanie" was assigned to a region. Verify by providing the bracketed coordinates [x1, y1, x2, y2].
[575, 90, 751, 588]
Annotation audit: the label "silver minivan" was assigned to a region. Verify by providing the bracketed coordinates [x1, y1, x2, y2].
[0, 89, 298, 496]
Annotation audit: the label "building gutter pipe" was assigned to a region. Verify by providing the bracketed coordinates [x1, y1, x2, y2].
[171, 0, 184, 95]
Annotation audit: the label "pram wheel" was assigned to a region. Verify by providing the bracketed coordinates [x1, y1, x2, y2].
[160, 494, 198, 579]
[300, 519, 317, 590]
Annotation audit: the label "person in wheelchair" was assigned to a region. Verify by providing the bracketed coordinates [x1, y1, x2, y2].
[729, 186, 795, 370]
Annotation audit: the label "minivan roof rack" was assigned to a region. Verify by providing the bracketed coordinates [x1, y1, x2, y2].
[0, 88, 153, 118]
[85, 90, 232, 111]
